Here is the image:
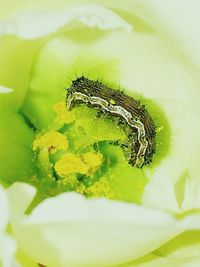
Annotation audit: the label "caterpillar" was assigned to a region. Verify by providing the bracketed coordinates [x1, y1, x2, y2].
[66, 76, 156, 168]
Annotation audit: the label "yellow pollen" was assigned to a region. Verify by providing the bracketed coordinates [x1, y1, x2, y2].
[86, 177, 117, 199]
[82, 151, 103, 175]
[76, 183, 87, 195]
[58, 174, 78, 187]
[33, 131, 68, 153]
[55, 153, 89, 176]
[53, 101, 74, 124]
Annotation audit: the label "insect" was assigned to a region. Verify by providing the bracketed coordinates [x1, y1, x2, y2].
[66, 76, 156, 168]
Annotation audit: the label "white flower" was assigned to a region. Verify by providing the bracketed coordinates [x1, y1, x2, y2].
[6, 181, 200, 267]
[0, 1, 200, 267]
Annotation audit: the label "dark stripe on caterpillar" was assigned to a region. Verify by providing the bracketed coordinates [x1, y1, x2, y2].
[66, 76, 156, 168]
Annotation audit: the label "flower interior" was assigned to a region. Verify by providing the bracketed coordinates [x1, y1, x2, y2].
[28, 81, 170, 209]
[2, 30, 172, 209]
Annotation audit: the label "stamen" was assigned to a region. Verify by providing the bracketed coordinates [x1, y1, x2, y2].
[33, 131, 68, 153]
[55, 153, 89, 176]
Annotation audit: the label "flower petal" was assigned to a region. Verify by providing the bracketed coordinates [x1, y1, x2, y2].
[7, 183, 36, 215]
[157, 231, 200, 260]
[140, 0, 200, 71]
[8, 182, 185, 267]
[0, 36, 45, 110]
[142, 170, 180, 212]
[0, 4, 132, 39]
[124, 254, 200, 267]
[0, 185, 21, 267]
[181, 178, 200, 211]
[0, 235, 20, 267]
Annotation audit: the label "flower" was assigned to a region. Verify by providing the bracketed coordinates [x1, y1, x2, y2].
[1, 1, 200, 267]
[0, 185, 20, 267]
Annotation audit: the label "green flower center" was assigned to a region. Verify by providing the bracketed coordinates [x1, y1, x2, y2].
[30, 79, 170, 208]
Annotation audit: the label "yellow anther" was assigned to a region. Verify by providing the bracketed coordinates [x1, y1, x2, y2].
[55, 153, 89, 176]
[82, 151, 103, 175]
[53, 101, 74, 124]
[33, 131, 68, 153]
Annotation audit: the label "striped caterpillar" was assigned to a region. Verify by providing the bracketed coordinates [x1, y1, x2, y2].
[66, 76, 156, 168]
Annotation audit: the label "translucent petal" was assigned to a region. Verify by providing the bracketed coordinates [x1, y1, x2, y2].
[140, 0, 200, 71]
[0, 36, 45, 109]
[7, 183, 187, 267]
[0, 5, 132, 39]
[7, 183, 36, 215]
[0, 235, 19, 267]
[0, 186, 21, 267]
[9, 182, 200, 267]
[143, 170, 180, 212]
[157, 231, 200, 259]
[182, 179, 200, 210]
